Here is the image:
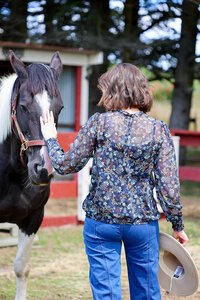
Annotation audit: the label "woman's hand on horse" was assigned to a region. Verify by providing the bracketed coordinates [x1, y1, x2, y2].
[40, 111, 57, 140]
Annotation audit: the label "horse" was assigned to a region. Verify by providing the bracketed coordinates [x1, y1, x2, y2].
[0, 50, 63, 300]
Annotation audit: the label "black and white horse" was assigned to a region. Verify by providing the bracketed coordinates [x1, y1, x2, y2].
[0, 51, 63, 300]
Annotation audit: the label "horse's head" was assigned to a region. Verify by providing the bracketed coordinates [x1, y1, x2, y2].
[9, 51, 63, 185]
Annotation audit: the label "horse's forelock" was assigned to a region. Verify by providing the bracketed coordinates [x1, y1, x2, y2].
[27, 64, 59, 97]
[0, 74, 17, 143]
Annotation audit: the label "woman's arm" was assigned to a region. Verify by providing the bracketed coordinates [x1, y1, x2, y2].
[154, 122, 188, 244]
[40, 111, 99, 175]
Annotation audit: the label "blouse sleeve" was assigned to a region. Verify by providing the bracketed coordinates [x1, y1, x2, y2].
[154, 121, 184, 231]
[45, 113, 99, 175]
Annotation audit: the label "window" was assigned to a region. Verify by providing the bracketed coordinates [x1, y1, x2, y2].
[57, 66, 76, 131]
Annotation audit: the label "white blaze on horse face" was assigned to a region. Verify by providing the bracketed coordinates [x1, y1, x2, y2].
[35, 90, 53, 174]
[35, 89, 50, 115]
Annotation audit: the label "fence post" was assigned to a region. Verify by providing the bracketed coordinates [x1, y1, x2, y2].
[77, 159, 92, 222]
[0, 223, 18, 247]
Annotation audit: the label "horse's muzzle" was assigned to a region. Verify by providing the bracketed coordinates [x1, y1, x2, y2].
[27, 163, 51, 186]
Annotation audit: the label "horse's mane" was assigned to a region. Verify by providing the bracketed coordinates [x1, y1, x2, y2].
[0, 74, 17, 143]
[27, 64, 59, 97]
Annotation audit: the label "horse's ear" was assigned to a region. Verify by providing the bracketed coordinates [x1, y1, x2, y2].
[50, 52, 62, 80]
[9, 50, 28, 83]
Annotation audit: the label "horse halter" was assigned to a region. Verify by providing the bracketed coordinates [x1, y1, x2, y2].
[11, 97, 45, 165]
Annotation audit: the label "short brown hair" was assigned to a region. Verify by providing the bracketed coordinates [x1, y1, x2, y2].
[97, 63, 152, 113]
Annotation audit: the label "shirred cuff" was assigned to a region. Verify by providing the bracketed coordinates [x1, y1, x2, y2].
[172, 220, 184, 232]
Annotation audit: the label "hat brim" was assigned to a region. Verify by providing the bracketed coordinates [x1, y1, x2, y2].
[159, 232, 199, 296]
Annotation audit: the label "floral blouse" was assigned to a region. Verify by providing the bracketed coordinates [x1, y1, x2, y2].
[46, 110, 184, 231]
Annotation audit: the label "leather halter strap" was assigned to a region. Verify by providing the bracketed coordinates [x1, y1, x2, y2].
[11, 100, 45, 164]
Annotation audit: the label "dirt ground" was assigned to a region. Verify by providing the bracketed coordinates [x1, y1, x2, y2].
[0, 236, 199, 300]
[44, 195, 200, 298]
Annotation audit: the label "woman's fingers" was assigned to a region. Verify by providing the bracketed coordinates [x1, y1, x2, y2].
[40, 111, 57, 140]
[46, 110, 50, 123]
[42, 111, 48, 124]
[41, 110, 54, 124]
[50, 111, 54, 123]
[42, 112, 47, 124]
[40, 116, 43, 126]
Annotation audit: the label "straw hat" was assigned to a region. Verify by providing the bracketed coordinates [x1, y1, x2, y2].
[159, 232, 199, 296]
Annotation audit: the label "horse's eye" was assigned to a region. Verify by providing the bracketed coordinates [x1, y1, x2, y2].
[20, 105, 27, 113]
[24, 130, 29, 135]
[24, 131, 31, 138]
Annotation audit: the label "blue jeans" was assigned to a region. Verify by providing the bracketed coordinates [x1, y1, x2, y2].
[83, 218, 161, 300]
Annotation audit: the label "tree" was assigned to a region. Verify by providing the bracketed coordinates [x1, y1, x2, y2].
[42, 0, 59, 44]
[169, 0, 199, 130]
[0, 0, 199, 131]
[120, 0, 140, 63]
[0, 0, 28, 42]
[85, 0, 111, 116]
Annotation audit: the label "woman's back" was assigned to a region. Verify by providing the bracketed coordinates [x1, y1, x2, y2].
[83, 109, 181, 226]
[96, 110, 159, 177]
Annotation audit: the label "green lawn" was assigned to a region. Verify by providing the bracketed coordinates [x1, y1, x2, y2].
[0, 216, 199, 300]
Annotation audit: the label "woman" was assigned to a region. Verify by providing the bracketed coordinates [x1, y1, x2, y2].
[40, 63, 188, 300]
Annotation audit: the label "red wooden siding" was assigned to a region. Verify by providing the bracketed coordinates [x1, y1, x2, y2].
[49, 132, 78, 199]
[171, 129, 200, 147]
[171, 129, 200, 182]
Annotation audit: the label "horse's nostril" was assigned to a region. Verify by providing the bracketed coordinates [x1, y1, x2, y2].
[34, 164, 43, 174]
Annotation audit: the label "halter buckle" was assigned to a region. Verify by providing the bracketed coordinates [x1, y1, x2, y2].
[21, 140, 29, 151]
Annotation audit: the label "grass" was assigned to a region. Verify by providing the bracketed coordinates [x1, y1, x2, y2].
[0, 226, 90, 300]
[0, 215, 199, 300]
[159, 218, 200, 245]
[180, 181, 200, 197]
[1, 182, 199, 300]
[0, 182, 199, 300]
[185, 148, 200, 166]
